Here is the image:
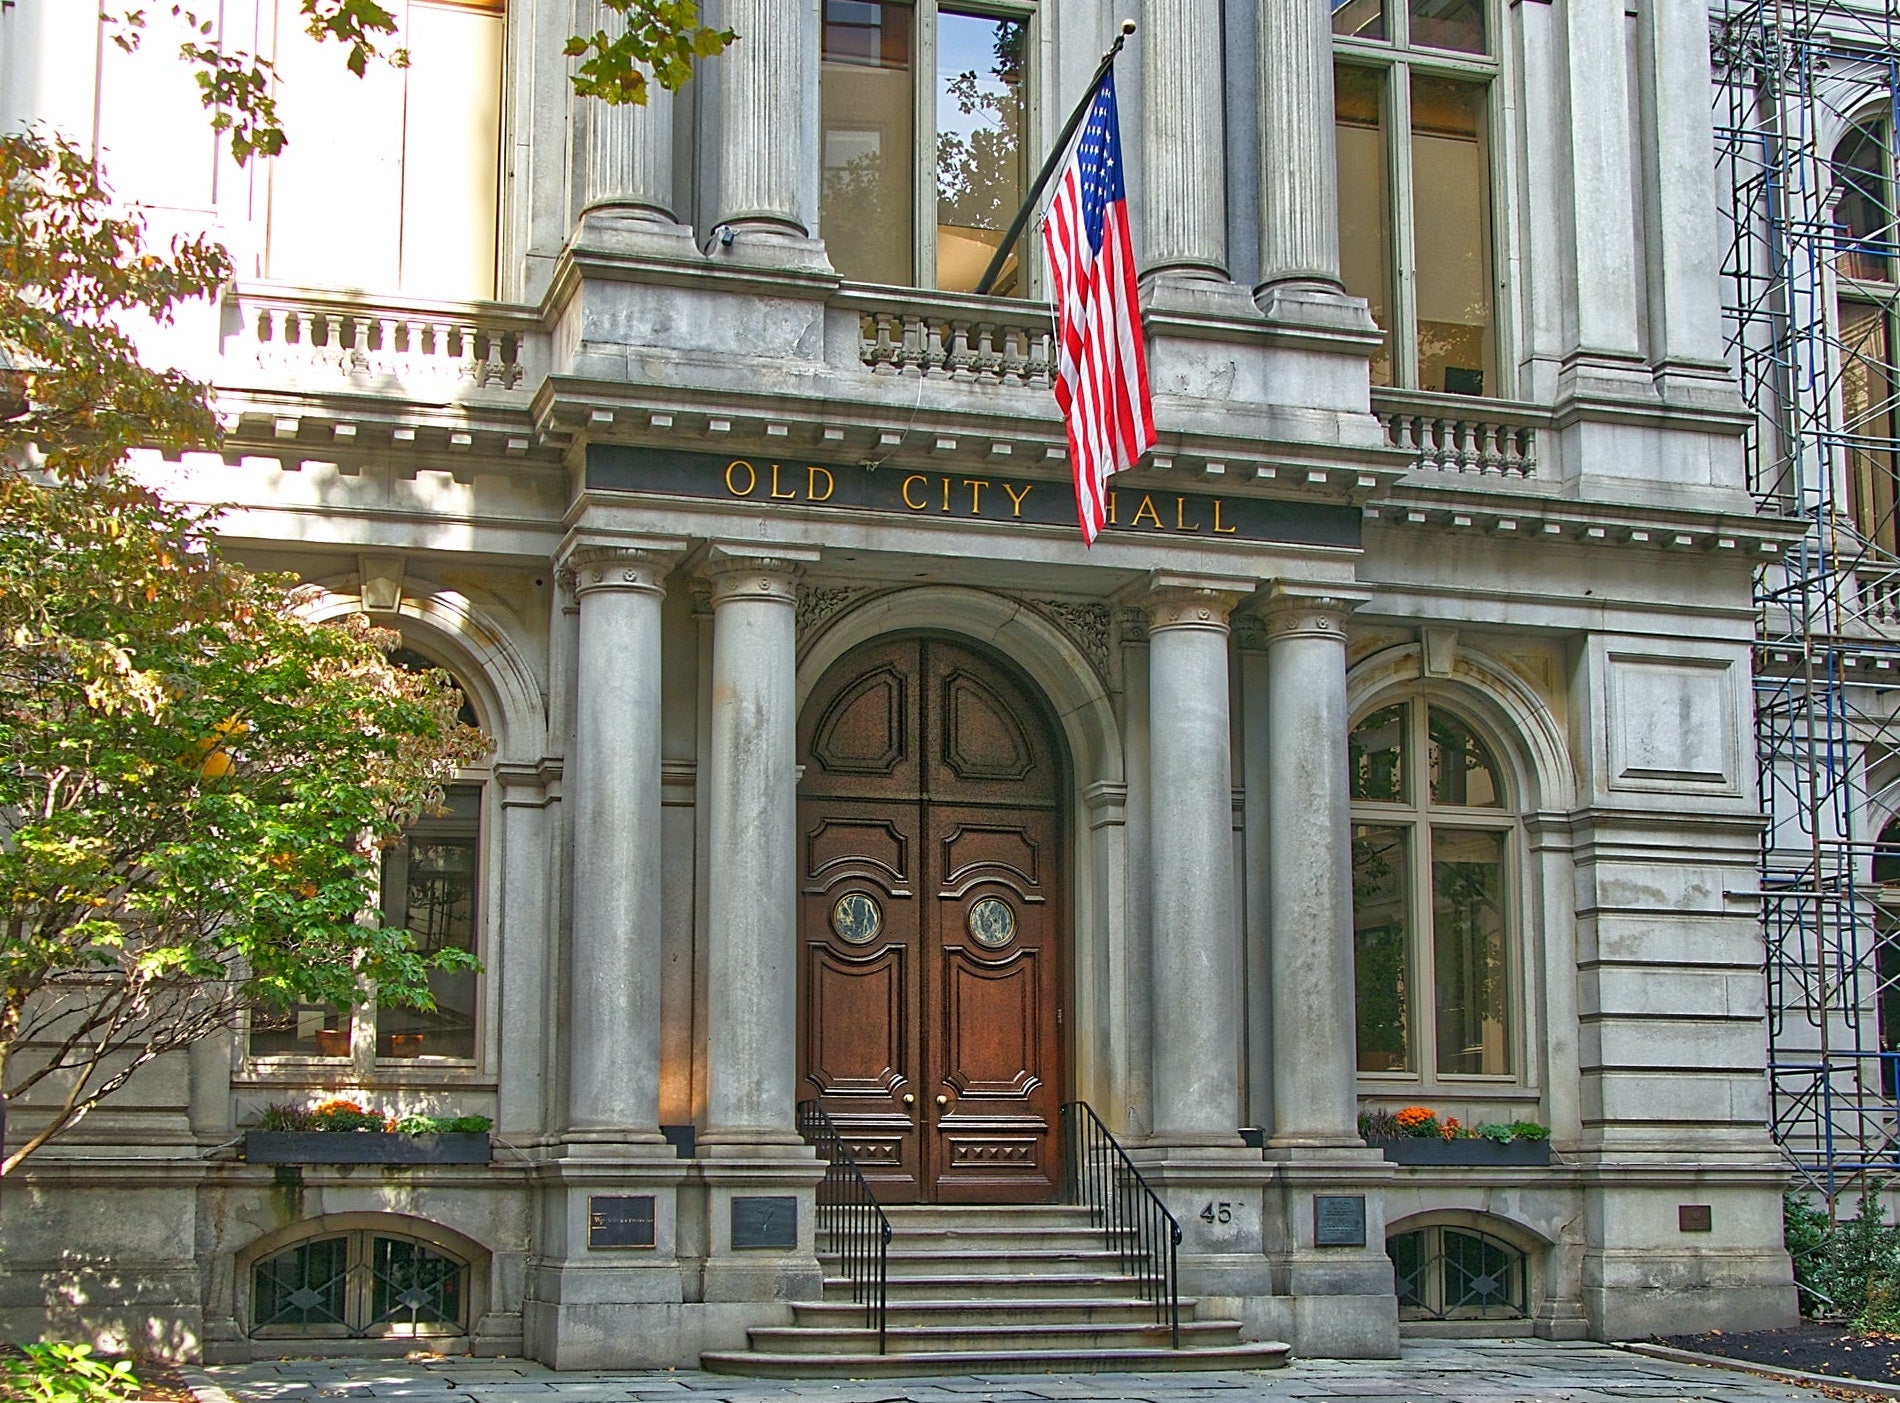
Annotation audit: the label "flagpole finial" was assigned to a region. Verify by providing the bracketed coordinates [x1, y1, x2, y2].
[1120, 18, 1137, 35]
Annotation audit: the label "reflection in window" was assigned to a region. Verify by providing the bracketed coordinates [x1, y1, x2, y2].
[251, 1231, 467, 1338]
[1332, 9, 1497, 395]
[820, 2, 1028, 294]
[1349, 698, 1515, 1079]
[1836, 125, 1893, 283]
[378, 785, 481, 1060]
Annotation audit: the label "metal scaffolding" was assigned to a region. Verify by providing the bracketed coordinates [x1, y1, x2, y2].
[1717, 0, 1900, 1206]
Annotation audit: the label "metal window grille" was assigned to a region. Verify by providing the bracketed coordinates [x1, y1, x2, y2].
[1388, 1226, 1527, 1321]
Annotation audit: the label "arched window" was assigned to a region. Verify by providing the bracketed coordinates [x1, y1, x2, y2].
[251, 1228, 468, 1338]
[248, 649, 486, 1065]
[1388, 1222, 1527, 1321]
[1349, 696, 1514, 1079]
[263, 0, 506, 300]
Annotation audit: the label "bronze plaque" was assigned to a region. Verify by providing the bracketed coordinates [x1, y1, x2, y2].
[1678, 1204, 1713, 1233]
[588, 1194, 655, 1250]
[1314, 1194, 1367, 1247]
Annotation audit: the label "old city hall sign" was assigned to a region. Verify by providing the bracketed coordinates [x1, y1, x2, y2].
[587, 444, 1360, 549]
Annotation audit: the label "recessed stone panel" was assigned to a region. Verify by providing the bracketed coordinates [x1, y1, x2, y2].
[1605, 653, 1739, 792]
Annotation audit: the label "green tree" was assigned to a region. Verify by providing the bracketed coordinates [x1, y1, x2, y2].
[107, 0, 734, 164]
[0, 130, 487, 1173]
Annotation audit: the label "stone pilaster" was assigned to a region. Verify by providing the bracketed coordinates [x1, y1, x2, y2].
[1255, 0, 1341, 295]
[699, 544, 817, 1151]
[1260, 585, 1367, 1150]
[563, 543, 681, 1150]
[1145, 576, 1249, 1146]
[494, 761, 555, 1137]
[1556, 0, 1643, 374]
[1141, 0, 1227, 284]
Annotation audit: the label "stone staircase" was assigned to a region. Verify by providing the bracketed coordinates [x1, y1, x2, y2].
[700, 1203, 1291, 1376]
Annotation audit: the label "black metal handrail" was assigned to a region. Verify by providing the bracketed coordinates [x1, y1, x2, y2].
[1059, 1100, 1181, 1347]
[796, 1100, 891, 1353]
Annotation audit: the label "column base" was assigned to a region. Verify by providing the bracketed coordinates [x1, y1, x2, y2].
[573, 207, 701, 261]
[696, 1151, 825, 1307]
[708, 220, 836, 275]
[1141, 269, 1261, 319]
[1253, 281, 1381, 336]
[1260, 1146, 1400, 1359]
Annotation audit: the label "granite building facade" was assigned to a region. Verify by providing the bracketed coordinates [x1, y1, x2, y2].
[0, 0, 1801, 1368]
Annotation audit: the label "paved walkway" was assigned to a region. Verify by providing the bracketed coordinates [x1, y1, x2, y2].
[197, 1339, 1869, 1403]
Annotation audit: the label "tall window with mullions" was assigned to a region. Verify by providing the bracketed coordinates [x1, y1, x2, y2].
[1332, 0, 1499, 398]
[1835, 122, 1900, 558]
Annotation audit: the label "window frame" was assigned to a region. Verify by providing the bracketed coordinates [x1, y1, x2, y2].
[247, 1227, 471, 1340]
[1832, 115, 1900, 558]
[820, 0, 1042, 295]
[1333, 0, 1510, 396]
[1350, 693, 1522, 1089]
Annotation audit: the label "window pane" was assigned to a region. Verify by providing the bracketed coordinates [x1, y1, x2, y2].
[1335, 63, 1393, 386]
[1428, 707, 1503, 807]
[1389, 1230, 1428, 1311]
[1835, 125, 1893, 283]
[1441, 1229, 1524, 1318]
[822, 0, 915, 285]
[1333, 0, 1386, 41]
[379, 785, 481, 1060]
[1431, 827, 1509, 1075]
[1353, 824, 1414, 1072]
[1841, 301, 1900, 554]
[1410, 76, 1494, 397]
[253, 1237, 350, 1329]
[397, 0, 503, 299]
[370, 1236, 465, 1329]
[935, 9, 1027, 294]
[1409, 0, 1485, 53]
[249, 1004, 351, 1059]
[1350, 703, 1408, 803]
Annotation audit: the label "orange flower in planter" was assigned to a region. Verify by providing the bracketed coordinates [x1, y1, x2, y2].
[1394, 1106, 1440, 1137]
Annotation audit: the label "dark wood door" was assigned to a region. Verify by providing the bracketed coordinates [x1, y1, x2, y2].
[797, 635, 1065, 1203]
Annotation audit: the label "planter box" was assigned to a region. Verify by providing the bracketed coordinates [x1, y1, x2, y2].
[1373, 1137, 1550, 1167]
[243, 1130, 491, 1165]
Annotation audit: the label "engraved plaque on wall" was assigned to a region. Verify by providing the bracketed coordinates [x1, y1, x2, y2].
[1314, 1194, 1367, 1248]
[1678, 1204, 1713, 1233]
[588, 1194, 656, 1250]
[731, 1195, 798, 1250]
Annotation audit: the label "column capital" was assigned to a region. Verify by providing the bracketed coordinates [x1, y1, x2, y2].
[699, 542, 821, 607]
[1142, 572, 1254, 633]
[1259, 584, 1371, 643]
[561, 541, 686, 598]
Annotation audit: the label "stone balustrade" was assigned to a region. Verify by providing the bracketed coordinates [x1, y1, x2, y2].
[223, 285, 546, 401]
[839, 286, 1056, 390]
[1374, 390, 1543, 478]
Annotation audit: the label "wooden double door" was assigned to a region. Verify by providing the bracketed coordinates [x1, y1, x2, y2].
[796, 635, 1066, 1203]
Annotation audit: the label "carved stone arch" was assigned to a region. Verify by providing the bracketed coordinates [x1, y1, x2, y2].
[1383, 1206, 1554, 1252]
[303, 576, 546, 765]
[1346, 641, 1576, 815]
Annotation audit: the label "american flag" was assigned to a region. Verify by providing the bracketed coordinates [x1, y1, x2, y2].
[1041, 68, 1154, 545]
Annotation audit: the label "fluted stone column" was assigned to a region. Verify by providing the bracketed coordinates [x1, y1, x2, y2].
[1263, 586, 1367, 1148]
[714, 0, 811, 237]
[1141, 0, 1227, 282]
[564, 544, 679, 1148]
[1256, 0, 1342, 293]
[701, 545, 817, 1149]
[1147, 578, 1248, 1144]
[581, 0, 678, 222]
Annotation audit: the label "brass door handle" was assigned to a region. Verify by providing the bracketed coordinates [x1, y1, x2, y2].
[901, 1093, 915, 1105]
[936, 1094, 950, 1107]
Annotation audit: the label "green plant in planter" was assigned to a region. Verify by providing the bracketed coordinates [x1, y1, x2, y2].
[1474, 1120, 1551, 1144]
[393, 1114, 493, 1135]
[0, 1343, 141, 1403]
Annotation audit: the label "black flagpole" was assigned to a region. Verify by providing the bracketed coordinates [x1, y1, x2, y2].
[972, 19, 1136, 298]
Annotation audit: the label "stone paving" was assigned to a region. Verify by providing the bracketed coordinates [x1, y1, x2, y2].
[196, 1339, 1874, 1403]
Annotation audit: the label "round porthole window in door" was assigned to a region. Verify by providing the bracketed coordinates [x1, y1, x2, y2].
[831, 891, 883, 945]
[967, 896, 1016, 949]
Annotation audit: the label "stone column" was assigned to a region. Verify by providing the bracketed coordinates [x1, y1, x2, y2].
[714, 0, 811, 239]
[1141, 0, 1227, 283]
[1262, 585, 1366, 1148]
[1146, 577, 1248, 1145]
[563, 543, 680, 1148]
[700, 545, 817, 1149]
[581, 0, 678, 223]
[1255, 0, 1342, 293]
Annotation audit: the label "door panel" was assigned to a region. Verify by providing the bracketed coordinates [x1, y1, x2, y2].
[798, 635, 1064, 1203]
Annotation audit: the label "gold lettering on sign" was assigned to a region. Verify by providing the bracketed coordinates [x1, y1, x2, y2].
[1130, 494, 1164, 529]
[769, 463, 798, 500]
[902, 474, 930, 510]
[808, 465, 835, 502]
[1104, 491, 1118, 525]
[1003, 482, 1033, 518]
[941, 477, 952, 513]
[1176, 495, 1200, 531]
[725, 459, 758, 496]
[1213, 500, 1236, 534]
[965, 479, 989, 513]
